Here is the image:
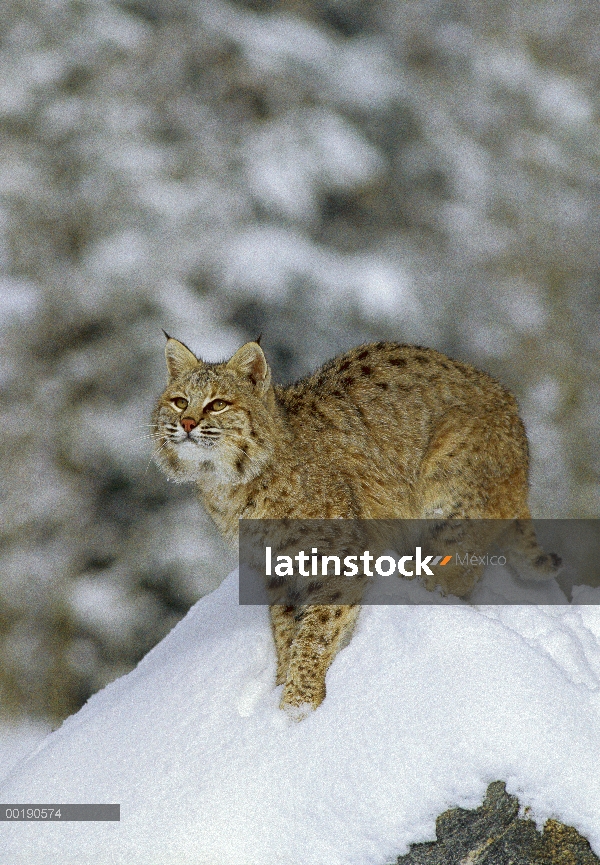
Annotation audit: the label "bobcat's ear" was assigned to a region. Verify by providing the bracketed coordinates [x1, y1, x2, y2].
[164, 336, 199, 379]
[226, 342, 270, 389]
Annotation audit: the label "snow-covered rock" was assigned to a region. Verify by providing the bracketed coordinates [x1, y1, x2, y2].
[2, 569, 600, 864]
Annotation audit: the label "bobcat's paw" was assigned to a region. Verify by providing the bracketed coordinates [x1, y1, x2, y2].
[506, 550, 562, 581]
[280, 701, 314, 722]
[279, 682, 323, 720]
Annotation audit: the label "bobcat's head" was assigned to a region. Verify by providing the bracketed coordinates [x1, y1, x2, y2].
[151, 337, 275, 484]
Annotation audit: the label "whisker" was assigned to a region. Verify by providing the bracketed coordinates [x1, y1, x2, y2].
[144, 439, 170, 477]
[113, 424, 158, 437]
[216, 430, 252, 458]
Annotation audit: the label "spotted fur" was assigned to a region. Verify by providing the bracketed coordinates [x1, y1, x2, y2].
[152, 338, 559, 717]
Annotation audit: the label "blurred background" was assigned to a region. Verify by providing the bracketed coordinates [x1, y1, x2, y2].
[0, 0, 598, 741]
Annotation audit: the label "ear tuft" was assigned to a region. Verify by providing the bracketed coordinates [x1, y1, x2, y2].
[165, 337, 199, 379]
[226, 342, 270, 389]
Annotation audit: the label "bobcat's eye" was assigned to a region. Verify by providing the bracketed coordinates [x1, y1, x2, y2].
[207, 399, 229, 412]
[172, 397, 188, 411]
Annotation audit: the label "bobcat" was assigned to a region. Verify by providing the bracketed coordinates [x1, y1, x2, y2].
[151, 336, 559, 718]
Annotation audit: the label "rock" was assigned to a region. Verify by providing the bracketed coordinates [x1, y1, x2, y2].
[396, 781, 600, 864]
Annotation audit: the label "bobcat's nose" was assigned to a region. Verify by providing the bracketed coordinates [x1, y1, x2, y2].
[181, 417, 197, 434]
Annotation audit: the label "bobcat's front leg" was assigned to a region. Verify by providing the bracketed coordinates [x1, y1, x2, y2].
[269, 605, 297, 686]
[280, 604, 360, 718]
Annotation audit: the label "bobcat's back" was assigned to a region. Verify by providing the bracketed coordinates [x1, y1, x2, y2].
[271, 341, 529, 523]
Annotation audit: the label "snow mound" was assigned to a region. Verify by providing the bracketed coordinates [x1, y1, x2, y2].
[1, 570, 600, 864]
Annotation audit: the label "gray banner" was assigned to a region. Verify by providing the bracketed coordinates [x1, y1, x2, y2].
[239, 519, 600, 605]
[1, 804, 120, 821]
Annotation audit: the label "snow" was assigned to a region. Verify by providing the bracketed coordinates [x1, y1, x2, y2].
[0, 722, 51, 785]
[2, 568, 600, 864]
[0, 280, 40, 326]
[231, 11, 336, 78]
[537, 77, 593, 127]
[497, 282, 548, 332]
[83, 231, 150, 278]
[68, 574, 146, 650]
[221, 225, 419, 325]
[331, 38, 406, 110]
[243, 110, 385, 222]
